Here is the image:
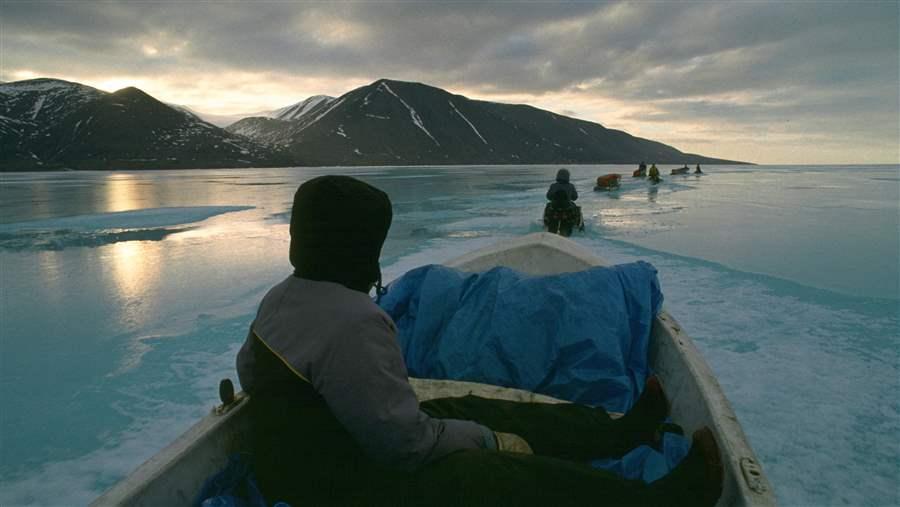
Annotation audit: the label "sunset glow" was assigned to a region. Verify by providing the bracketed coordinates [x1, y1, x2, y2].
[2, 1, 897, 164]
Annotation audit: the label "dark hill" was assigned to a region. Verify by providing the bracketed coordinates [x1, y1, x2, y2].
[230, 78, 747, 166]
[3, 77, 748, 170]
[1, 79, 288, 170]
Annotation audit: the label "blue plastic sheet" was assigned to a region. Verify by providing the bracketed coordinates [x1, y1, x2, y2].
[380, 261, 690, 480]
[193, 454, 269, 507]
[380, 261, 663, 413]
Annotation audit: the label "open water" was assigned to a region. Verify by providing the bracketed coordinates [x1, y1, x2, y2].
[0, 165, 898, 506]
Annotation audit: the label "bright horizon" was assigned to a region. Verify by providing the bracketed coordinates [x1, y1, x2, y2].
[2, 1, 899, 165]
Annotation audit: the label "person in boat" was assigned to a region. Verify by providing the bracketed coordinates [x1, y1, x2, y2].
[634, 161, 647, 177]
[544, 187, 583, 236]
[649, 163, 661, 182]
[695, 164, 703, 174]
[237, 175, 723, 506]
[545, 168, 583, 236]
[546, 168, 578, 203]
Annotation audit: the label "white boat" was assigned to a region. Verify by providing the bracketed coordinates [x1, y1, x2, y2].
[91, 232, 775, 507]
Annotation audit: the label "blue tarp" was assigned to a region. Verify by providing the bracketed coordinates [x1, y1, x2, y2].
[379, 261, 690, 480]
[379, 261, 663, 413]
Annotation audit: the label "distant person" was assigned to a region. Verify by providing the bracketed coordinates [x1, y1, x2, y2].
[546, 168, 578, 203]
[695, 164, 703, 174]
[649, 163, 661, 181]
[237, 175, 723, 506]
[546, 169, 583, 236]
[634, 162, 647, 177]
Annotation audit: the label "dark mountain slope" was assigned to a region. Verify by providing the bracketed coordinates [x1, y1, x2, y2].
[247, 79, 745, 166]
[1, 79, 288, 170]
[3, 77, 747, 170]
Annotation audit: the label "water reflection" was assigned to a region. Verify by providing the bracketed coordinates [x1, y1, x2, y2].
[107, 240, 161, 330]
[36, 250, 63, 292]
[105, 174, 142, 212]
[102, 174, 164, 330]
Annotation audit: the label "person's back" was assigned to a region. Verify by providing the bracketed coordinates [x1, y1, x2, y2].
[546, 168, 578, 203]
[548, 188, 575, 210]
[237, 176, 497, 504]
[649, 164, 660, 178]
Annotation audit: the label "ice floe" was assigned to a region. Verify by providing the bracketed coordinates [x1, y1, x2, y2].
[0, 206, 252, 251]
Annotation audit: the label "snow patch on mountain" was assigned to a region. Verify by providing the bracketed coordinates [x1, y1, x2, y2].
[28, 96, 47, 119]
[448, 100, 487, 145]
[302, 96, 346, 130]
[0, 79, 98, 96]
[273, 95, 334, 121]
[379, 82, 439, 147]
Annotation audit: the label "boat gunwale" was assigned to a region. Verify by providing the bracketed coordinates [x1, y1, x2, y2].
[91, 232, 775, 507]
[446, 233, 775, 507]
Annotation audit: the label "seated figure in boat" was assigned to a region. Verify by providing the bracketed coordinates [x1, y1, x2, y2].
[695, 164, 703, 174]
[544, 188, 584, 237]
[546, 168, 578, 203]
[648, 163, 662, 183]
[634, 161, 647, 177]
[236, 175, 723, 507]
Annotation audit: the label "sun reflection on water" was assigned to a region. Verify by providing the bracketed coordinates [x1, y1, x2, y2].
[107, 240, 161, 330]
[105, 174, 142, 213]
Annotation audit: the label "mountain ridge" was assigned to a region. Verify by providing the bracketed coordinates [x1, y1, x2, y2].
[1, 78, 288, 170]
[232, 78, 746, 166]
[2, 77, 749, 170]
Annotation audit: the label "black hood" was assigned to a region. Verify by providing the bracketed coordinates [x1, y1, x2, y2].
[289, 175, 392, 292]
[555, 168, 570, 183]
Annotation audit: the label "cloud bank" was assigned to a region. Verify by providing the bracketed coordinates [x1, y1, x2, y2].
[2, 1, 898, 163]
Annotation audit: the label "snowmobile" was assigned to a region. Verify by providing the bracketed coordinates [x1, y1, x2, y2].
[543, 200, 584, 237]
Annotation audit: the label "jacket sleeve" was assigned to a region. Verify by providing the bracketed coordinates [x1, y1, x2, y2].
[311, 313, 493, 470]
[569, 183, 578, 201]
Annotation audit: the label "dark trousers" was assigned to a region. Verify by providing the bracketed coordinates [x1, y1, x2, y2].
[410, 395, 663, 507]
[251, 395, 671, 506]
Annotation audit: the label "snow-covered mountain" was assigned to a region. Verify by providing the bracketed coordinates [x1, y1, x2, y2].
[173, 96, 335, 127]
[1, 79, 106, 167]
[225, 117, 295, 147]
[2, 77, 745, 170]
[1, 79, 287, 170]
[2, 79, 105, 124]
[228, 78, 745, 166]
[224, 95, 336, 143]
[271, 95, 334, 121]
[172, 107, 270, 128]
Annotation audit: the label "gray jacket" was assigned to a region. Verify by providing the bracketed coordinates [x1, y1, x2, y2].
[237, 276, 492, 470]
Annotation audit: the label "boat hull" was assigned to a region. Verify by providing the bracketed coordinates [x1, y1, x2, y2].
[91, 232, 775, 507]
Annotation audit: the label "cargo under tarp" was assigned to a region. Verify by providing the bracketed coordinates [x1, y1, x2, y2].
[379, 261, 690, 481]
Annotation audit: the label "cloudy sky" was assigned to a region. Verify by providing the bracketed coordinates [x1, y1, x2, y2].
[2, 0, 898, 164]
